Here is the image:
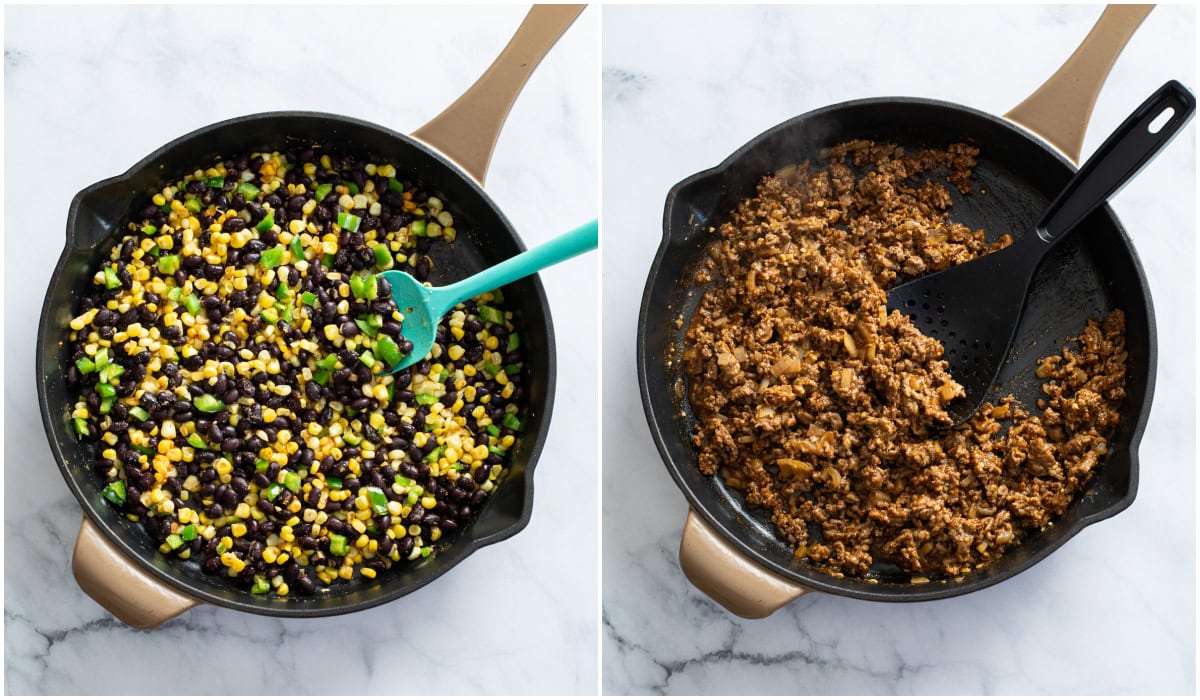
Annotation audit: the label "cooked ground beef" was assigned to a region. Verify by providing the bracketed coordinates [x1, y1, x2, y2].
[683, 140, 1126, 579]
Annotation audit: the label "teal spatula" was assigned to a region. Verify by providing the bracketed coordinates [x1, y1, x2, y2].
[378, 219, 597, 372]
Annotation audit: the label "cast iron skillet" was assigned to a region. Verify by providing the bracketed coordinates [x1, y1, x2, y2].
[37, 5, 584, 626]
[638, 6, 1170, 617]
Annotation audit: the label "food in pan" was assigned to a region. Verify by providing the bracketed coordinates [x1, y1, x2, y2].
[66, 149, 528, 595]
[683, 140, 1126, 579]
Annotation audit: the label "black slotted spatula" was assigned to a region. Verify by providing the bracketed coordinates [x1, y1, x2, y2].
[887, 80, 1195, 425]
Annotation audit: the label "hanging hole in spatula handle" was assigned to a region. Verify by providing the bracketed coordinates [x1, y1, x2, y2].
[1037, 80, 1196, 243]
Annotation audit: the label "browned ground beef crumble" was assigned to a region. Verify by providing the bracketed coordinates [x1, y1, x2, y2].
[683, 140, 1126, 580]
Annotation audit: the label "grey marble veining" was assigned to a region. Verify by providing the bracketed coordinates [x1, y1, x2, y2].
[602, 4, 1195, 695]
[5, 4, 597, 695]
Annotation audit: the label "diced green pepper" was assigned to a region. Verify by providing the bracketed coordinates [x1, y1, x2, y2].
[317, 354, 338, 371]
[283, 471, 301, 493]
[99, 397, 115, 415]
[260, 245, 284, 269]
[365, 486, 388, 515]
[355, 318, 377, 337]
[157, 255, 181, 275]
[103, 266, 121, 290]
[97, 362, 119, 384]
[411, 219, 426, 236]
[182, 293, 201, 315]
[184, 197, 202, 214]
[260, 308, 279, 325]
[141, 224, 158, 236]
[206, 176, 224, 188]
[373, 244, 393, 269]
[73, 417, 90, 438]
[275, 281, 288, 301]
[507, 333, 520, 352]
[314, 183, 332, 201]
[486, 424, 500, 437]
[187, 433, 208, 449]
[483, 361, 500, 377]
[337, 211, 361, 232]
[167, 287, 183, 302]
[406, 490, 419, 505]
[343, 181, 360, 196]
[251, 577, 270, 595]
[94, 347, 109, 368]
[313, 369, 330, 386]
[437, 367, 450, 383]
[148, 245, 160, 257]
[386, 381, 394, 404]
[236, 182, 260, 200]
[180, 524, 197, 541]
[256, 211, 275, 233]
[194, 394, 225, 413]
[165, 534, 184, 550]
[505, 364, 521, 376]
[300, 291, 317, 307]
[415, 393, 438, 406]
[359, 350, 376, 368]
[477, 304, 505, 325]
[363, 275, 378, 300]
[375, 336, 401, 368]
[265, 482, 285, 501]
[101, 480, 126, 505]
[420, 546, 433, 558]
[329, 533, 349, 556]
[75, 357, 96, 374]
[394, 475, 414, 487]
[255, 458, 270, 473]
[128, 406, 150, 422]
[489, 445, 506, 455]
[290, 235, 305, 261]
[325, 476, 343, 489]
[349, 274, 366, 299]
[96, 382, 116, 399]
[423, 445, 444, 463]
[502, 413, 522, 431]
[388, 177, 404, 193]
[279, 304, 293, 325]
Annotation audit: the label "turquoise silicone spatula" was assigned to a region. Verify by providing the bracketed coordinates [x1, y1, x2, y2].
[378, 219, 598, 372]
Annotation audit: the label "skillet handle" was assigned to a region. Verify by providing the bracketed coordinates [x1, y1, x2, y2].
[412, 4, 586, 186]
[72, 516, 200, 628]
[1005, 4, 1153, 164]
[679, 510, 809, 618]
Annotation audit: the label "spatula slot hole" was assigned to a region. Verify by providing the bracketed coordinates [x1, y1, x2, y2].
[1148, 106, 1176, 134]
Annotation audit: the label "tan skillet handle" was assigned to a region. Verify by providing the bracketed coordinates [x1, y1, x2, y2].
[73, 516, 200, 628]
[412, 4, 585, 186]
[679, 509, 809, 618]
[1005, 4, 1154, 164]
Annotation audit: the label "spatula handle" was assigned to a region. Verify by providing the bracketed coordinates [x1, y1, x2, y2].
[1037, 80, 1195, 243]
[432, 220, 598, 314]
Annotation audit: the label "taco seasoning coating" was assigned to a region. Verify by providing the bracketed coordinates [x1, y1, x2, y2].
[683, 140, 1126, 579]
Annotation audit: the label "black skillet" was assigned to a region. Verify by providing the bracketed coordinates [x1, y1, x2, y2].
[37, 5, 584, 627]
[637, 5, 1173, 617]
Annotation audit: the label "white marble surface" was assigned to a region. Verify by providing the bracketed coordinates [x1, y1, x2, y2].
[602, 4, 1194, 695]
[4, 4, 597, 695]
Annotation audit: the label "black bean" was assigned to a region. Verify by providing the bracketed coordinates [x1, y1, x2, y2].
[222, 217, 246, 232]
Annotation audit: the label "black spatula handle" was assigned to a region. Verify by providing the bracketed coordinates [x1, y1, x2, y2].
[1037, 80, 1195, 243]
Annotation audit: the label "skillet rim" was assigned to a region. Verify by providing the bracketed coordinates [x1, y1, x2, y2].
[38, 110, 557, 617]
[638, 95, 1155, 602]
